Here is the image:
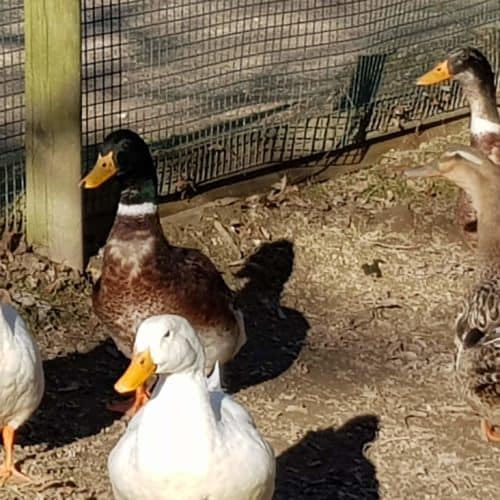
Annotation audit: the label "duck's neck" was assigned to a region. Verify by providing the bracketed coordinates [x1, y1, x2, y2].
[134, 370, 217, 475]
[148, 370, 217, 438]
[117, 178, 158, 217]
[459, 76, 500, 130]
[107, 177, 170, 255]
[477, 206, 500, 269]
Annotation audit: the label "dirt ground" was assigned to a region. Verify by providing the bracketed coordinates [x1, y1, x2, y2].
[1, 124, 500, 499]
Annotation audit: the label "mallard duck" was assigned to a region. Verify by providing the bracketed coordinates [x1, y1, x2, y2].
[0, 293, 44, 483]
[80, 130, 246, 415]
[417, 47, 500, 236]
[406, 144, 500, 442]
[108, 314, 275, 500]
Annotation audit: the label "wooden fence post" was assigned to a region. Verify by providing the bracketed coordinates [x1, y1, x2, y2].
[24, 0, 83, 269]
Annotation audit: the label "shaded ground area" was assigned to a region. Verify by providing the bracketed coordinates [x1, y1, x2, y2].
[1, 123, 499, 499]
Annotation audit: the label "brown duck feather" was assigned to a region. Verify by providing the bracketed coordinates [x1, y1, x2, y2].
[455, 272, 500, 425]
[471, 132, 500, 166]
[82, 130, 246, 375]
[406, 145, 500, 430]
[453, 155, 500, 426]
[94, 211, 245, 371]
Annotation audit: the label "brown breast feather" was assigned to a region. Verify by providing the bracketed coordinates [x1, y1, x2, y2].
[93, 213, 240, 359]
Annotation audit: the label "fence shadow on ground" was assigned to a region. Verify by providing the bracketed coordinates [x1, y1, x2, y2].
[19, 340, 127, 449]
[226, 239, 310, 392]
[275, 414, 380, 500]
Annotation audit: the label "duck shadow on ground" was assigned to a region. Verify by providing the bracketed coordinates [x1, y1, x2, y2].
[20, 239, 307, 447]
[226, 239, 310, 391]
[19, 340, 127, 449]
[275, 415, 380, 500]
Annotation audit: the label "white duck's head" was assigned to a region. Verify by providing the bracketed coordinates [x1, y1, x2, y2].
[114, 314, 206, 395]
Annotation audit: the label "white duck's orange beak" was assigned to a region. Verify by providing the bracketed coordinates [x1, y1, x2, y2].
[114, 349, 156, 394]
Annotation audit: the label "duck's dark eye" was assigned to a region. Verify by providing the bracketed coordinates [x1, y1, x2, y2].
[164, 330, 171, 339]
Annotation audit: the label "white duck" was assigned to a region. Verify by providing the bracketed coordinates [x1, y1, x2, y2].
[108, 314, 276, 500]
[0, 295, 44, 484]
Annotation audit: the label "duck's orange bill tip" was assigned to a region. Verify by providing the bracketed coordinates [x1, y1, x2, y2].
[79, 151, 117, 189]
[114, 349, 156, 394]
[404, 162, 440, 178]
[416, 61, 451, 85]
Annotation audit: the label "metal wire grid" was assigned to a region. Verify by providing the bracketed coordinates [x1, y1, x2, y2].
[0, 0, 24, 234]
[0, 1, 499, 236]
[82, 0, 123, 227]
[83, 0, 123, 155]
[80, 0, 500, 201]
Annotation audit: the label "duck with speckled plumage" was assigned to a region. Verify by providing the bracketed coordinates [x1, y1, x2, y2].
[406, 144, 500, 443]
[80, 130, 246, 416]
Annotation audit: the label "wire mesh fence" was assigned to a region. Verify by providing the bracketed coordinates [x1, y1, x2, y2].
[0, 0, 24, 234]
[1, 0, 500, 238]
[81, 0, 500, 200]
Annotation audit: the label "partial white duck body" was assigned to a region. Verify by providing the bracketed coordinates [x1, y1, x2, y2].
[0, 301, 44, 482]
[0, 302, 44, 429]
[108, 315, 275, 500]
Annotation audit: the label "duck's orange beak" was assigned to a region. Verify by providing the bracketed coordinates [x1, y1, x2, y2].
[114, 349, 157, 394]
[416, 60, 452, 85]
[79, 151, 118, 189]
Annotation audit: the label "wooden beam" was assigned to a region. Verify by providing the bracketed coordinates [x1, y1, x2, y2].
[24, 0, 83, 269]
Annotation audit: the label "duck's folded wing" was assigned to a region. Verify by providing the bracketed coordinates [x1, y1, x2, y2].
[168, 247, 235, 301]
[220, 393, 255, 427]
[0, 327, 29, 392]
[207, 381, 255, 427]
[457, 279, 500, 348]
[469, 342, 500, 408]
[0, 354, 21, 392]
